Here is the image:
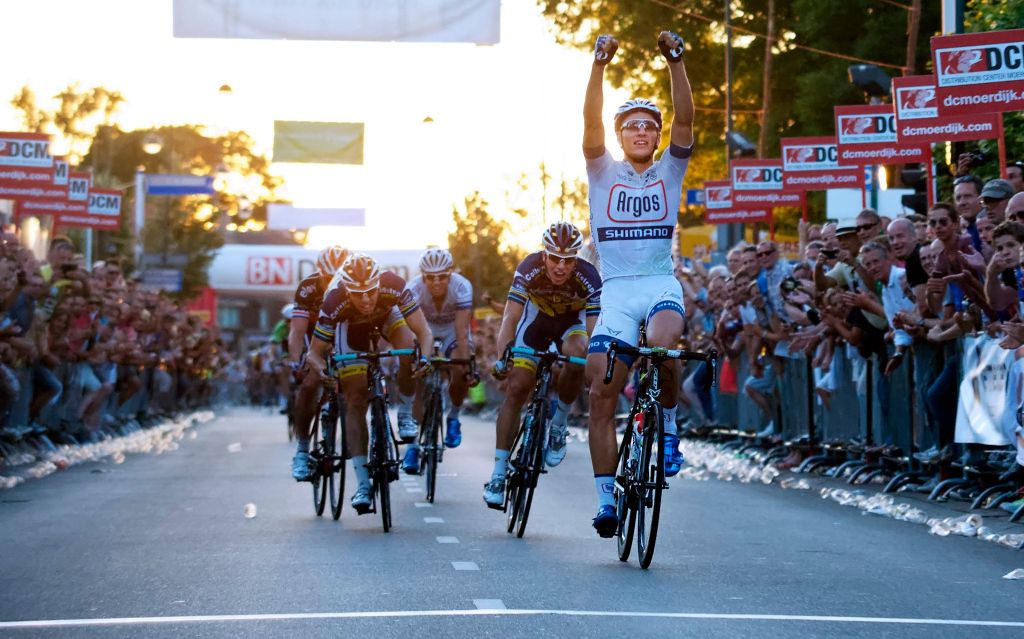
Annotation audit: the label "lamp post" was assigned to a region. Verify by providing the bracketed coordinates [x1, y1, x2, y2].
[134, 132, 164, 271]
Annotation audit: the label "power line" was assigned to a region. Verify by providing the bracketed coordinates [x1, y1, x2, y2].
[874, 0, 913, 10]
[644, 0, 905, 70]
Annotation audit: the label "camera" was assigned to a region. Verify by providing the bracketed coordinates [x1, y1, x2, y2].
[966, 151, 987, 168]
[820, 248, 839, 259]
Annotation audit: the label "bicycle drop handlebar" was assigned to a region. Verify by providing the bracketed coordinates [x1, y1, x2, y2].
[500, 345, 587, 370]
[603, 343, 718, 385]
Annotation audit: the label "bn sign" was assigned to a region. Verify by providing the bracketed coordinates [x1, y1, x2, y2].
[246, 257, 293, 286]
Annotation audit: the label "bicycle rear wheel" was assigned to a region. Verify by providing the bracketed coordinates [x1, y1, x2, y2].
[327, 396, 346, 521]
[515, 400, 546, 538]
[636, 404, 665, 569]
[423, 391, 442, 503]
[311, 408, 327, 517]
[616, 412, 638, 562]
[505, 418, 528, 534]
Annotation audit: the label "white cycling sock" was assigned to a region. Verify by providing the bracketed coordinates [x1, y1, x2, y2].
[296, 438, 310, 453]
[448, 405, 461, 421]
[551, 399, 571, 426]
[492, 449, 510, 479]
[397, 392, 414, 417]
[595, 475, 615, 508]
[663, 405, 678, 436]
[351, 455, 371, 488]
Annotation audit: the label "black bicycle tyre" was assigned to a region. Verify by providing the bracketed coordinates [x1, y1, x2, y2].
[636, 404, 665, 569]
[616, 412, 638, 562]
[515, 399, 546, 538]
[371, 398, 393, 533]
[505, 420, 527, 534]
[328, 396, 346, 521]
[424, 391, 442, 503]
[311, 407, 327, 517]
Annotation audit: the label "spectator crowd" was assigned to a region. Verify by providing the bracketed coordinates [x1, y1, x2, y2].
[0, 233, 231, 459]
[670, 157, 1024, 510]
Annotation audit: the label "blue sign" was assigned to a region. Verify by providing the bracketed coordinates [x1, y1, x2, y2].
[146, 174, 215, 196]
[686, 189, 705, 206]
[140, 268, 183, 293]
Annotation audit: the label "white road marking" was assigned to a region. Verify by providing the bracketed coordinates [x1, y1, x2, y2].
[473, 600, 506, 610]
[451, 562, 479, 571]
[423, 517, 444, 523]
[3, 610, 1023, 629]
[414, 502, 432, 508]
[436, 536, 459, 544]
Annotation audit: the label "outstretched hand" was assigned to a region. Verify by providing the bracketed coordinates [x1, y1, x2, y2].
[594, 34, 618, 65]
[657, 31, 685, 62]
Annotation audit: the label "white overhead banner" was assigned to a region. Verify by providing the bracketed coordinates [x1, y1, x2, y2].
[267, 204, 365, 230]
[173, 0, 501, 44]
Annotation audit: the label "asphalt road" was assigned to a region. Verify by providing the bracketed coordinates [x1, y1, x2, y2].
[1, 406, 1022, 638]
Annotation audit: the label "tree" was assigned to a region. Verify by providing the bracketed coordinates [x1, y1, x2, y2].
[448, 193, 524, 306]
[10, 84, 284, 297]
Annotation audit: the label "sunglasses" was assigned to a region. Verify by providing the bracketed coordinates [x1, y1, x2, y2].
[981, 196, 1006, 206]
[757, 248, 776, 258]
[928, 217, 952, 227]
[348, 287, 378, 298]
[620, 119, 661, 133]
[856, 222, 878, 232]
[545, 253, 577, 266]
[424, 273, 450, 283]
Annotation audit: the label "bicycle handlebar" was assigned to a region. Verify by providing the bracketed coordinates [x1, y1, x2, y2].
[603, 343, 719, 385]
[507, 346, 586, 367]
[334, 347, 416, 363]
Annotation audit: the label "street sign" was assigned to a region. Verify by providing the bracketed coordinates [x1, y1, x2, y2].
[685, 189, 705, 206]
[932, 28, 1024, 116]
[146, 174, 215, 196]
[892, 75, 1000, 144]
[141, 268, 183, 293]
[780, 136, 863, 191]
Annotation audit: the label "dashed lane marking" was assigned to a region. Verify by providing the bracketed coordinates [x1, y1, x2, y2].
[423, 517, 444, 523]
[473, 600, 506, 610]
[436, 536, 459, 544]
[451, 562, 479, 571]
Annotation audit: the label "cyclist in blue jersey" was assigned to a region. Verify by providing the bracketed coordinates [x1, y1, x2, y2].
[582, 31, 695, 537]
[483, 222, 601, 508]
[402, 248, 475, 474]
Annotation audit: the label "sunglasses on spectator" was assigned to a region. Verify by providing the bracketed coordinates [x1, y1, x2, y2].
[856, 222, 878, 232]
[619, 119, 661, 133]
[424, 273, 450, 283]
[545, 253, 577, 266]
[927, 217, 952, 227]
[757, 248, 776, 258]
[981, 196, 1006, 206]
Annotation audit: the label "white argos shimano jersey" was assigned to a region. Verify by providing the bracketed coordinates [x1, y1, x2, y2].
[586, 145, 691, 281]
[408, 272, 473, 330]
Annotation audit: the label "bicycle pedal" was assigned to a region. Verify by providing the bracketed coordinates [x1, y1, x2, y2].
[486, 502, 505, 512]
[353, 503, 373, 515]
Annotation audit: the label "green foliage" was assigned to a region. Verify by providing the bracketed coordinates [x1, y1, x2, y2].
[9, 84, 282, 298]
[964, 0, 1024, 32]
[448, 193, 525, 305]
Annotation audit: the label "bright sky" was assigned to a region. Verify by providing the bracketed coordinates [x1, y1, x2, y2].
[0, 0, 630, 251]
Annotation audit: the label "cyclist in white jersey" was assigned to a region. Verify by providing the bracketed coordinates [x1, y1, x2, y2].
[583, 31, 695, 537]
[402, 248, 474, 474]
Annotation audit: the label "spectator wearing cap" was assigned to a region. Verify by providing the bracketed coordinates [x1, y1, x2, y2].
[1006, 161, 1024, 194]
[981, 178, 1014, 225]
[953, 175, 985, 251]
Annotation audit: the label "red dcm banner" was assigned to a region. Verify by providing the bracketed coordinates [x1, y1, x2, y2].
[0, 131, 122, 230]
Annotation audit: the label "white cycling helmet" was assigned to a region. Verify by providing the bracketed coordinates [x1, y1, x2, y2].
[281, 303, 295, 319]
[614, 98, 663, 131]
[420, 248, 454, 274]
[542, 221, 584, 258]
[337, 253, 382, 293]
[316, 245, 350, 277]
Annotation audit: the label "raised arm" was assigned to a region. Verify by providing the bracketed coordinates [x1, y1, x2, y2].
[659, 31, 694, 148]
[583, 35, 617, 158]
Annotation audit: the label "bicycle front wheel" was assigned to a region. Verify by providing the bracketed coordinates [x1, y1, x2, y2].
[371, 398, 393, 533]
[311, 408, 327, 517]
[327, 396, 346, 521]
[636, 404, 665, 569]
[423, 391, 442, 503]
[505, 415, 528, 534]
[616, 411, 638, 562]
[515, 399, 547, 538]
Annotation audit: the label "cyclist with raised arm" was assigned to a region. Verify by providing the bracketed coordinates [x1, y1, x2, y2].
[482, 222, 601, 508]
[288, 245, 349, 481]
[304, 254, 433, 513]
[402, 248, 474, 474]
[583, 31, 695, 537]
